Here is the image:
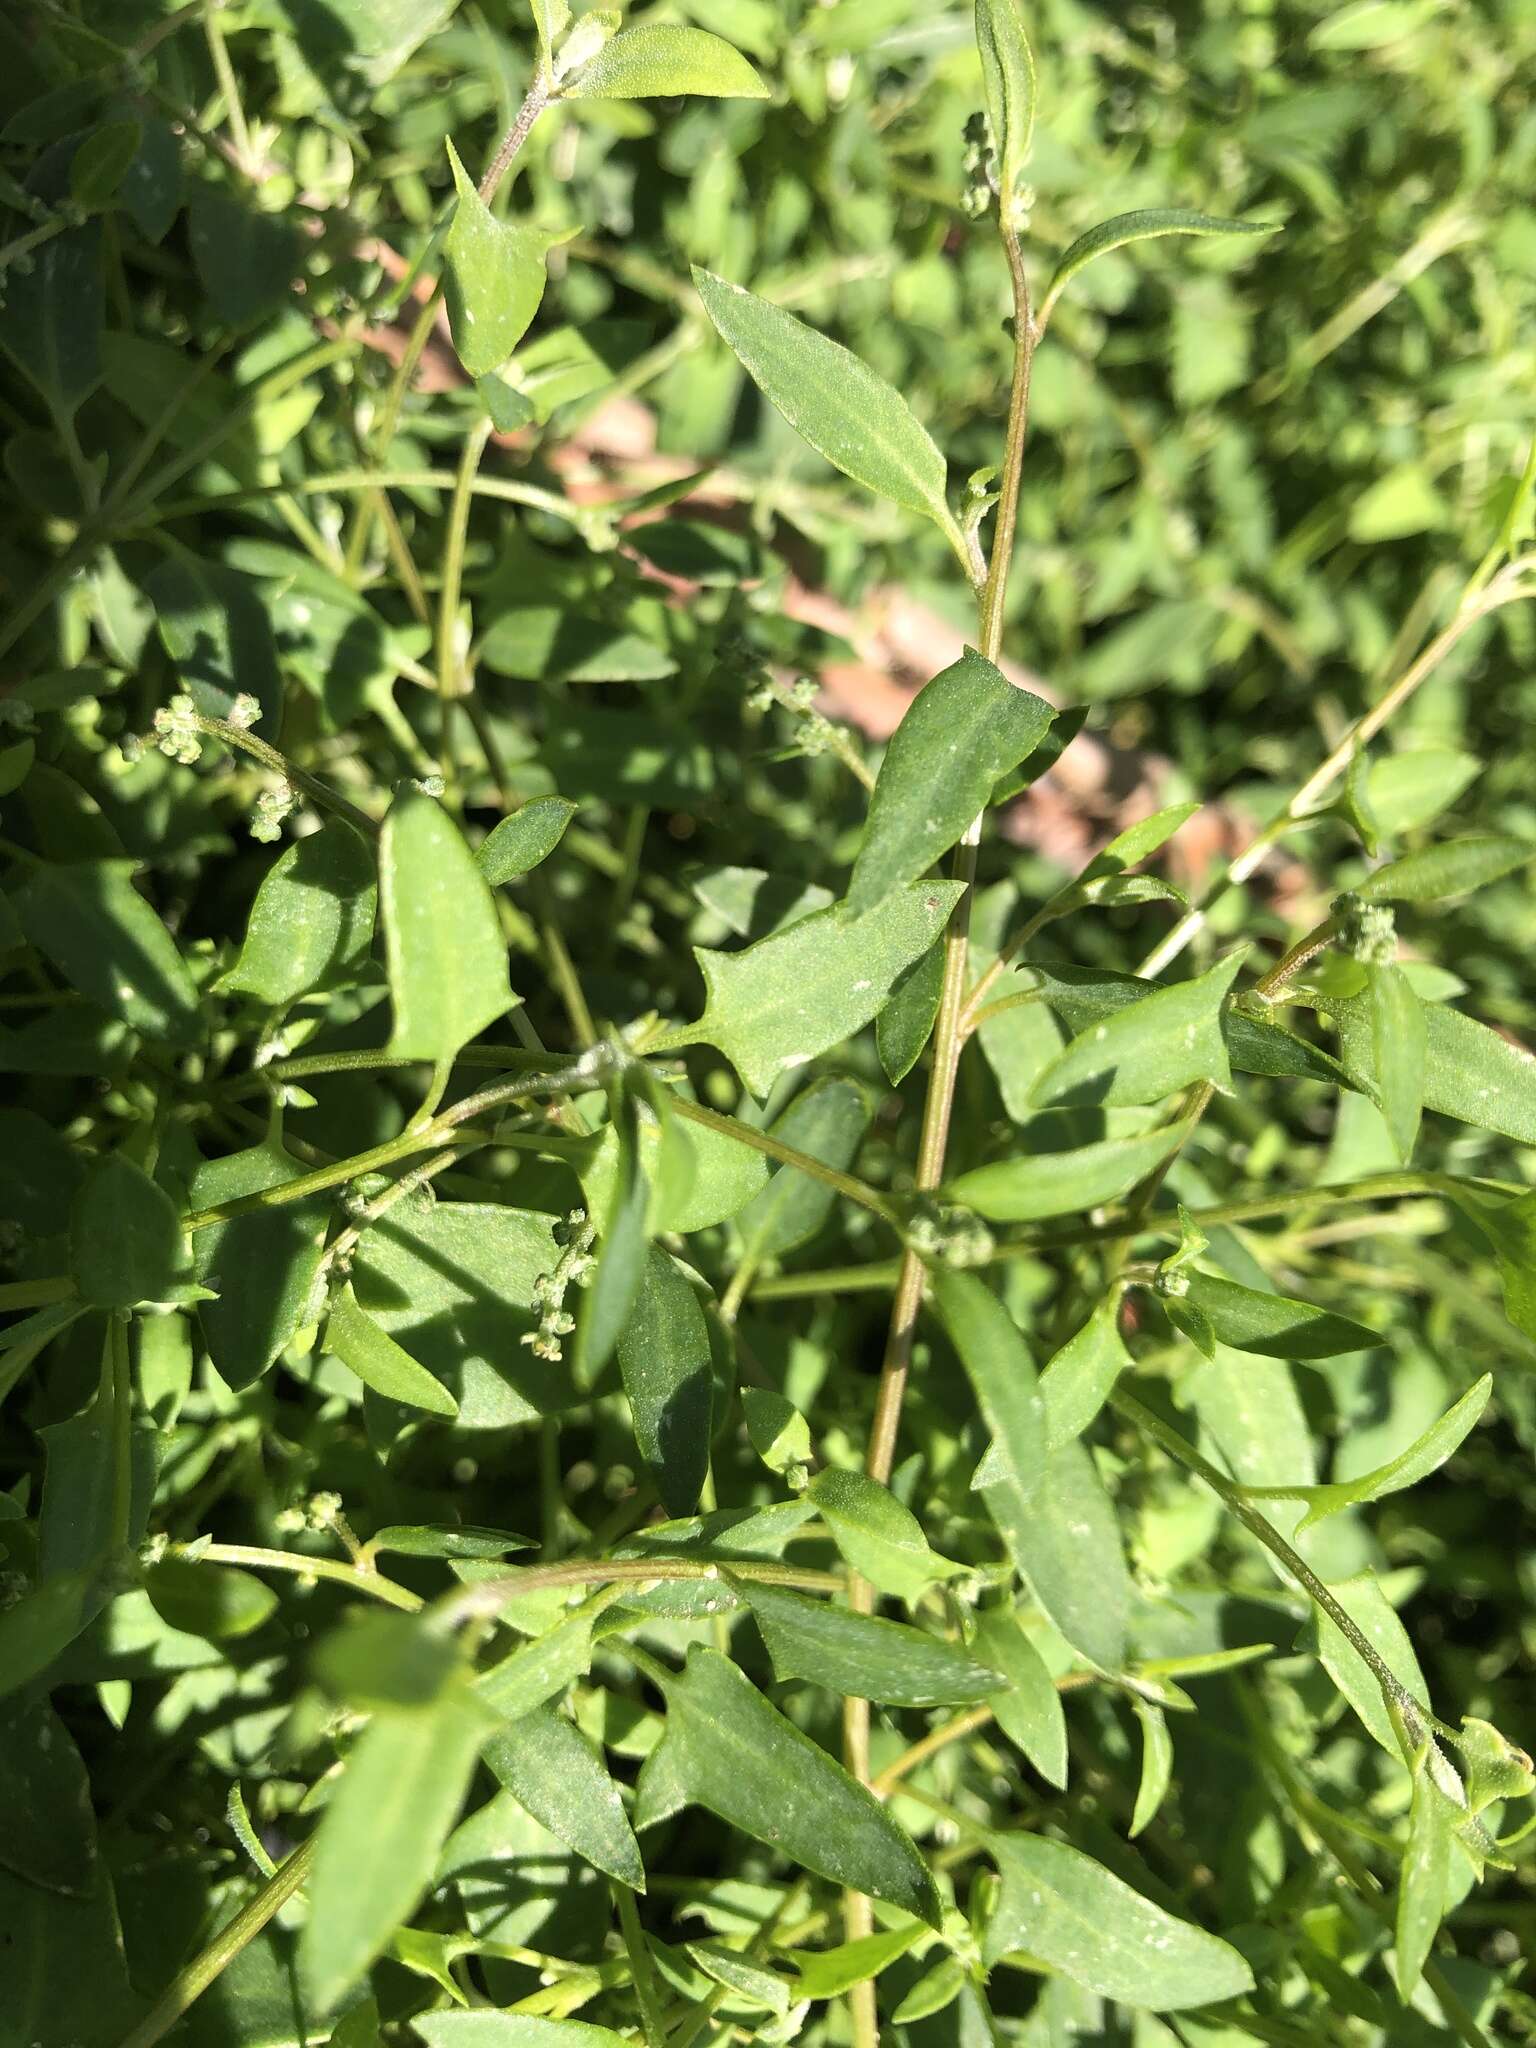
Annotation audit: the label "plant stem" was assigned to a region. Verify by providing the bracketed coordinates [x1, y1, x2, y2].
[343, 82, 549, 577]
[667, 1095, 900, 1224]
[440, 1554, 847, 1627]
[180, 710, 378, 839]
[1139, 567, 1533, 979]
[169, 1541, 422, 1611]
[844, 219, 1037, 2048]
[614, 1886, 670, 2048]
[436, 414, 494, 805]
[203, 0, 256, 177]
[114, 1834, 317, 2048]
[1111, 1389, 1440, 1747]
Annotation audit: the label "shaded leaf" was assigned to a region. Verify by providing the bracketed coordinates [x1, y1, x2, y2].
[972, 1608, 1068, 1789]
[324, 1282, 459, 1417]
[616, 1247, 712, 1517]
[946, 1121, 1192, 1223]
[14, 861, 201, 1046]
[806, 1466, 963, 1602]
[736, 1075, 872, 1262]
[70, 1154, 186, 1308]
[218, 823, 376, 1005]
[1174, 1269, 1380, 1359]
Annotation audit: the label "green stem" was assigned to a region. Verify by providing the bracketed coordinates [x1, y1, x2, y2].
[108, 1318, 134, 1553]
[1111, 1390, 1440, 1749]
[614, 1887, 669, 2048]
[0, 215, 68, 273]
[114, 1834, 317, 2048]
[436, 415, 494, 804]
[667, 1096, 900, 1224]
[150, 468, 606, 536]
[179, 710, 378, 839]
[203, 0, 256, 176]
[438, 1554, 846, 1628]
[168, 1541, 422, 1611]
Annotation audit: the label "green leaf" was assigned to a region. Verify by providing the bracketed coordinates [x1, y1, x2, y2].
[574, 1080, 651, 1387]
[975, 0, 1036, 212]
[483, 1703, 645, 1890]
[1245, 1376, 1491, 1531]
[529, 0, 571, 77]
[143, 1556, 278, 1640]
[1365, 748, 1480, 836]
[972, 1608, 1068, 1788]
[668, 881, 964, 1097]
[1312, 0, 1444, 50]
[693, 269, 962, 547]
[792, 1925, 921, 2000]
[892, 1954, 967, 2025]
[1420, 1002, 1536, 1144]
[1041, 210, 1279, 323]
[650, 1645, 941, 1927]
[278, 0, 462, 84]
[476, 797, 578, 884]
[415, 2017, 630, 2047]
[1130, 1696, 1174, 1837]
[1458, 1188, 1536, 1340]
[742, 1390, 812, 1476]
[13, 861, 201, 1046]
[1004, 1437, 1130, 1672]
[188, 187, 301, 329]
[70, 1155, 187, 1308]
[443, 141, 567, 378]
[300, 1689, 489, 2009]
[190, 1139, 329, 1389]
[145, 551, 283, 733]
[878, 939, 945, 1084]
[929, 1269, 1046, 1553]
[476, 1604, 600, 1721]
[1309, 1572, 1430, 1757]
[736, 1076, 872, 1262]
[730, 1575, 1004, 1707]
[616, 1247, 712, 1517]
[1031, 952, 1246, 1108]
[324, 1283, 459, 1417]
[1396, 1761, 1459, 1999]
[0, 222, 101, 419]
[806, 1467, 963, 1603]
[1174, 1270, 1381, 1359]
[313, 1610, 465, 1711]
[0, 1696, 97, 1895]
[684, 1943, 792, 2014]
[368, 1524, 533, 1561]
[578, 1094, 768, 1236]
[984, 1834, 1254, 2009]
[1039, 1295, 1131, 1452]
[0, 1859, 143, 2045]
[848, 650, 1054, 913]
[563, 24, 770, 99]
[70, 119, 140, 211]
[218, 822, 376, 1005]
[1355, 834, 1534, 904]
[354, 1200, 562, 1429]
[381, 788, 515, 1062]
[1363, 962, 1425, 1162]
[946, 1120, 1192, 1223]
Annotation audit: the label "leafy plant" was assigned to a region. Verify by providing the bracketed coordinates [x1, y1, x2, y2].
[3, 3, 1536, 2047]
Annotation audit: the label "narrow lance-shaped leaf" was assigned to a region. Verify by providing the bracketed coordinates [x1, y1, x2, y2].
[1396, 1761, 1460, 2000]
[1242, 1375, 1491, 1530]
[693, 269, 964, 552]
[324, 1283, 459, 1418]
[946, 1120, 1194, 1224]
[416, 2015, 634, 2046]
[381, 788, 515, 1062]
[730, 1574, 1005, 1708]
[482, 1702, 645, 1891]
[975, 0, 1036, 215]
[1365, 962, 1425, 1162]
[443, 141, 568, 378]
[476, 796, 577, 885]
[1040, 210, 1280, 325]
[1030, 950, 1246, 1109]
[1456, 1187, 1536, 1341]
[807, 1466, 964, 1602]
[70, 1154, 188, 1309]
[1130, 1696, 1174, 1837]
[1039, 1294, 1131, 1451]
[562, 24, 770, 100]
[1004, 1435, 1130, 1673]
[14, 860, 202, 1046]
[660, 880, 964, 1098]
[615, 1247, 713, 1518]
[736, 1075, 872, 1262]
[1169, 1269, 1381, 1360]
[984, 1834, 1254, 2011]
[300, 1688, 490, 2009]
[848, 649, 1055, 913]
[647, 1645, 942, 1927]
[574, 1079, 651, 1387]
[929, 1269, 1047, 1555]
[1355, 834, 1534, 904]
[972, 1607, 1068, 1789]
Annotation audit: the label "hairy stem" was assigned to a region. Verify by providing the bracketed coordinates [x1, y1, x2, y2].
[845, 221, 1037, 2046]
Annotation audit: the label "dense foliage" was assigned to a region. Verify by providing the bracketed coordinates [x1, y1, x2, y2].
[3, 3, 1536, 2045]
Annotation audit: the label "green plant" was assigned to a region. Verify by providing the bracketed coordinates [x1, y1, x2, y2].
[4, 3, 1536, 2046]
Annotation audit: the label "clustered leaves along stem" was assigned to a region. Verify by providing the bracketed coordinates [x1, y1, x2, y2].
[4, 2, 1536, 2046]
